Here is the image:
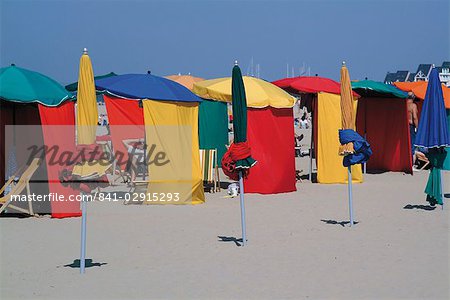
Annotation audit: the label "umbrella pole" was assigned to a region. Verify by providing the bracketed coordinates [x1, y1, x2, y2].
[309, 131, 314, 181]
[239, 171, 247, 246]
[441, 169, 444, 210]
[80, 197, 87, 274]
[348, 166, 354, 226]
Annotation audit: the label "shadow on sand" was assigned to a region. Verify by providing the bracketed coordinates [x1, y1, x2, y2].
[320, 219, 359, 227]
[63, 259, 107, 269]
[403, 204, 437, 211]
[218, 236, 243, 247]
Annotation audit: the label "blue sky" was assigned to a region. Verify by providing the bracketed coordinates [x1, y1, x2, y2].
[1, 0, 449, 85]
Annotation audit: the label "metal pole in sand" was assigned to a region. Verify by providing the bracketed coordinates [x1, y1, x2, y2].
[239, 171, 247, 246]
[80, 197, 87, 273]
[348, 166, 354, 226]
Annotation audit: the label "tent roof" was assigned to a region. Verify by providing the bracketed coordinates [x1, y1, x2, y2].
[352, 80, 408, 98]
[272, 76, 359, 97]
[95, 73, 202, 102]
[192, 76, 296, 108]
[0, 65, 72, 106]
[65, 72, 117, 92]
[394, 81, 450, 108]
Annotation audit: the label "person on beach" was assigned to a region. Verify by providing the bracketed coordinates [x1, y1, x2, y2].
[407, 92, 419, 161]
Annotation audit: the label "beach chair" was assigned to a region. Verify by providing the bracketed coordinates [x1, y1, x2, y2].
[199, 149, 221, 193]
[415, 151, 430, 170]
[0, 158, 41, 216]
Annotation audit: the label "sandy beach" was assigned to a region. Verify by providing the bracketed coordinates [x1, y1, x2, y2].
[1, 153, 449, 299]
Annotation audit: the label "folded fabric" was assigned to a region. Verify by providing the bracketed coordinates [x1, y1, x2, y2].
[339, 129, 373, 167]
[221, 142, 257, 181]
[424, 150, 447, 205]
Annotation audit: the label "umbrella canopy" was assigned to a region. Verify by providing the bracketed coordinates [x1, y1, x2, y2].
[231, 65, 257, 168]
[272, 76, 359, 97]
[339, 64, 355, 155]
[394, 81, 450, 108]
[352, 80, 408, 98]
[95, 73, 201, 102]
[0, 64, 72, 106]
[415, 68, 450, 149]
[76, 49, 98, 145]
[165, 74, 204, 90]
[65, 72, 117, 92]
[192, 76, 295, 108]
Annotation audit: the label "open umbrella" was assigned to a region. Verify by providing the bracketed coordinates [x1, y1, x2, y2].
[76, 48, 97, 274]
[272, 76, 360, 97]
[352, 80, 408, 99]
[165, 74, 204, 90]
[193, 76, 296, 108]
[394, 81, 450, 108]
[95, 72, 201, 102]
[415, 68, 450, 207]
[0, 64, 72, 105]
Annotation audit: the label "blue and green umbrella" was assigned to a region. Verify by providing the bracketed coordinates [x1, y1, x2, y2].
[415, 68, 450, 206]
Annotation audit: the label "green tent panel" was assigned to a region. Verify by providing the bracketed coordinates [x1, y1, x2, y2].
[352, 80, 408, 99]
[199, 99, 228, 164]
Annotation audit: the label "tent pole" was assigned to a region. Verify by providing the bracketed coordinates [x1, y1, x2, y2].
[348, 166, 354, 226]
[309, 100, 314, 181]
[363, 134, 367, 174]
[80, 196, 87, 274]
[239, 171, 247, 246]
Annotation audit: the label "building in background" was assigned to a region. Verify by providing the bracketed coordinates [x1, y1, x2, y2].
[384, 62, 449, 86]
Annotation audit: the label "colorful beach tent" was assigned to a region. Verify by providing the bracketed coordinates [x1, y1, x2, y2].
[193, 76, 297, 194]
[96, 73, 205, 204]
[394, 81, 450, 108]
[352, 80, 413, 173]
[164, 75, 228, 163]
[0, 65, 80, 218]
[273, 76, 363, 183]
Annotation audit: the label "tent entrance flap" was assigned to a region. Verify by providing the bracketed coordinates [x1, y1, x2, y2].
[143, 100, 205, 204]
[317, 92, 362, 183]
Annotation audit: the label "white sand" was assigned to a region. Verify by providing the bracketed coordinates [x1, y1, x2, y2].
[1, 156, 449, 299]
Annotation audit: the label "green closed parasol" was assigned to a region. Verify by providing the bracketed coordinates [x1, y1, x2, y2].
[231, 64, 256, 169]
[231, 62, 256, 246]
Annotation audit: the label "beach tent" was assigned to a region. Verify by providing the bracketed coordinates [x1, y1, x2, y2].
[165, 75, 228, 163]
[96, 73, 205, 204]
[0, 65, 80, 218]
[193, 76, 297, 194]
[272, 76, 363, 184]
[352, 80, 412, 173]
